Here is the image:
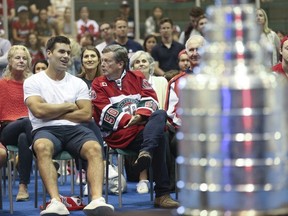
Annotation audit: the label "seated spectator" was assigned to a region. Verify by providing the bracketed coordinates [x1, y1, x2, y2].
[272, 36, 288, 79]
[163, 49, 190, 81]
[0, 35, 11, 76]
[32, 59, 48, 74]
[177, 49, 190, 72]
[143, 34, 158, 54]
[67, 38, 81, 76]
[165, 35, 205, 160]
[112, 16, 143, 59]
[195, 15, 207, 37]
[129, 50, 168, 194]
[0, 45, 33, 202]
[79, 33, 95, 47]
[92, 44, 179, 208]
[178, 6, 204, 44]
[57, 6, 77, 40]
[145, 6, 163, 38]
[276, 30, 286, 42]
[151, 17, 185, 76]
[50, 0, 71, 22]
[96, 22, 114, 54]
[257, 8, 280, 67]
[23, 36, 114, 215]
[118, 1, 135, 40]
[77, 45, 106, 193]
[78, 45, 102, 87]
[35, 8, 57, 46]
[28, 0, 54, 23]
[76, 6, 99, 44]
[26, 32, 46, 66]
[11, 5, 35, 45]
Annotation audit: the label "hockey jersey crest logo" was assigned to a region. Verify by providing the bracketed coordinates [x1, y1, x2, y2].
[90, 89, 97, 100]
[142, 79, 153, 89]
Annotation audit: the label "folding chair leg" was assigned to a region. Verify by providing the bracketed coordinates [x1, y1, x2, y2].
[34, 160, 38, 208]
[105, 152, 109, 202]
[0, 168, 2, 210]
[118, 154, 123, 208]
[149, 167, 153, 201]
[8, 159, 13, 214]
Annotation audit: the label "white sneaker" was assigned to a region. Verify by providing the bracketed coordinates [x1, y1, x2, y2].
[40, 198, 70, 215]
[136, 180, 149, 194]
[83, 197, 114, 216]
[76, 169, 86, 185]
[83, 184, 88, 196]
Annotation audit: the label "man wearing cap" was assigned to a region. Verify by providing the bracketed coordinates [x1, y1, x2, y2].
[11, 5, 35, 45]
[272, 36, 288, 79]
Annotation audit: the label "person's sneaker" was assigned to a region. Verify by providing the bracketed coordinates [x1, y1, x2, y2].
[83, 197, 114, 216]
[76, 169, 86, 185]
[154, 194, 179, 208]
[133, 151, 152, 173]
[40, 198, 70, 215]
[16, 188, 29, 202]
[136, 180, 149, 194]
[83, 184, 88, 196]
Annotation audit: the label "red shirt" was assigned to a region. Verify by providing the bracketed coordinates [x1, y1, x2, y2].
[0, 0, 15, 16]
[272, 63, 288, 79]
[0, 79, 28, 121]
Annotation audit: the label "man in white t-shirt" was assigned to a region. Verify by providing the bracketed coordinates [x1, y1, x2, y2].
[23, 35, 114, 216]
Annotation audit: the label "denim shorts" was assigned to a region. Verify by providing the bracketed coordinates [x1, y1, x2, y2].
[32, 125, 99, 159]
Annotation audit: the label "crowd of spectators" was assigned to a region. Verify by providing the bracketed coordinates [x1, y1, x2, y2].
[0, 1, 287, 215]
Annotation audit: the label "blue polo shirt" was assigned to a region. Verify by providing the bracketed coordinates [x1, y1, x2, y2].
[151, 41, 185, 72]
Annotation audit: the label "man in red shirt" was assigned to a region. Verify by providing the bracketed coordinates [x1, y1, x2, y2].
[272, 36, 288, 79]
[92, 44, 179, 208]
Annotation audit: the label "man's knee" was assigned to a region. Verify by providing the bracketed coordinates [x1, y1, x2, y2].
[81, 141, 102, 159]
[151, 110, 167, 121]
[33, 139, 53, 156]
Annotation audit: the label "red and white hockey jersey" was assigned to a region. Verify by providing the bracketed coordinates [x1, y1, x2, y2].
[91, 70, 159, 149]
[165, 71, 186, 130]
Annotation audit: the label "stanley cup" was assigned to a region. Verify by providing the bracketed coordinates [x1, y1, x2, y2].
[177, 1, 288, 215]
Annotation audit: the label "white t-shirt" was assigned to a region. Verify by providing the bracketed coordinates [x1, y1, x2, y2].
[23, 71, 90, 130]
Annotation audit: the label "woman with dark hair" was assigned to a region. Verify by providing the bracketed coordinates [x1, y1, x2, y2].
[78, 45, 101, 88]
[26, 32, 46, 66]
[143, 34, 158, 54]
[178, 6, 204, 44]
[32, 59, 48, 74]
[77, 45, 104, 193]
[145, 6, 163, 37]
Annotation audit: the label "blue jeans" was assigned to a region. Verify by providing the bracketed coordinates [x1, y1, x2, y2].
[1, 117, 33, 185]
[126, 110, 171, 197]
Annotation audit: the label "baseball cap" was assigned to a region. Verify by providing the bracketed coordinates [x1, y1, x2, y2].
[17, 5, 28, 13]
[121, 1, 130, 7]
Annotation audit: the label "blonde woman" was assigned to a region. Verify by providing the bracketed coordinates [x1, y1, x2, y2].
[0, 45, 33, 201]
[256, 8, 280, 67]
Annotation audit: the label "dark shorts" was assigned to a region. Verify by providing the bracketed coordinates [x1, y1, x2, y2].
[32, 125, 99, 160]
